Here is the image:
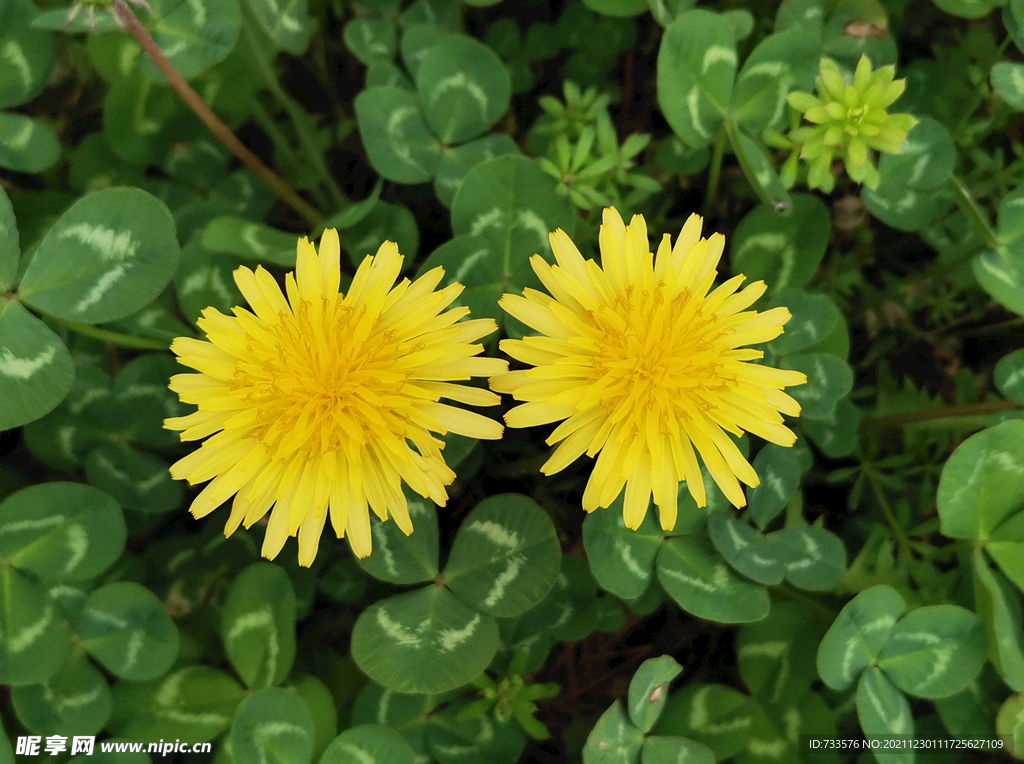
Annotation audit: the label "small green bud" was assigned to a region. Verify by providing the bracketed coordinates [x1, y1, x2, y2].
[785, 55, 918, 193]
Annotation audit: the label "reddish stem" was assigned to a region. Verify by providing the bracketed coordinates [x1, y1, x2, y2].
[112, 1, 323, 226]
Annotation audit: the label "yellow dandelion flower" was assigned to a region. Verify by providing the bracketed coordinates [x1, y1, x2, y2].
[165, 230, 508, 565]
[490, 208, 806, 531]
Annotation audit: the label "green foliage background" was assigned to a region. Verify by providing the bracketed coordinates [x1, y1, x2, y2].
[2, 0, 1024, 762]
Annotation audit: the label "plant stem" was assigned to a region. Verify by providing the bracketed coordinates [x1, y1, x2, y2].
[111, 0, 323, 226]
[864, 468, 913, 562]
[248, 98, 329, 209]
[240, 16, 348, 211]
[50, 316, 170, 350]
[860, 400, 1022, 430]
[953, 316, 1024, 337]
[724, 118, 774, 207]
[774, 583, 835, 620]
[703, 126, 726, 214]
[947, 175, 999, 251]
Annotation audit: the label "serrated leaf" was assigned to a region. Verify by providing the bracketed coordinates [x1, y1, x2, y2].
[582, 500, 663, 600]
[354, 86, 442, 183]
[877, 605, 987, 699]
[20, 188, 180, 324]
[358, 493, 439, 584]
[221, 563, 297, 689]
[11, 651, 111, 736]
[656, 535, 770, 623]
[0, 481, 125, 582]
[0, 567, 70, 686]
[351, 586, 499, 694]
[444, 493, 560, 618]
[628, 656, 683, 733]
[0, 301, 74, 431]
[656, 10, 736, 147]
[76, 582, 179, 681]
[231, 687, 315, 764]
[816, 585, 905, 691]
[415, 34, 511, 143]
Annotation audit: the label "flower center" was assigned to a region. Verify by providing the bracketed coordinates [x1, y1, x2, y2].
[234, 299, 408, 461]
[585, 280, 736, 422]
[846, 105, 868, 130]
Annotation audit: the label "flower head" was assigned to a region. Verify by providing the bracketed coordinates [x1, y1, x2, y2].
[491, 209, 806, 530]
[165, 230, 507, 565]
[786, 55, 917, 192]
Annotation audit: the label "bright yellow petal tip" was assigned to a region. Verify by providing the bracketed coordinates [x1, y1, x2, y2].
[165, 230, 506, 565]
[491, 208, 805, 530]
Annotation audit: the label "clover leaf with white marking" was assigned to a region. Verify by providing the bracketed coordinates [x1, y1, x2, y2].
[221, 563, 297, 690]
[444, 493, 561, 618]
